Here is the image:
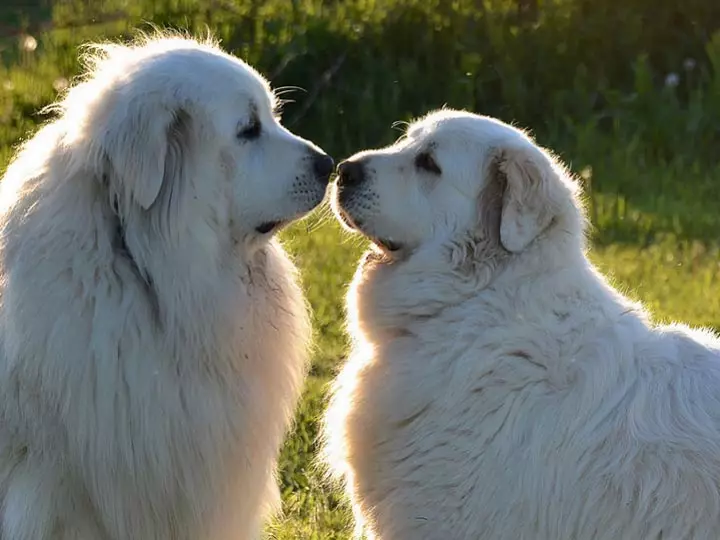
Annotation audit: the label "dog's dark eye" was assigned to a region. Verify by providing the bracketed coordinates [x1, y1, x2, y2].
[415, 151, 441, 175]
[237, 117, 261, 141]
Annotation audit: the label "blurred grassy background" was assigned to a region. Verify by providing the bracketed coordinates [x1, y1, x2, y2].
[0, 0, 718, 537]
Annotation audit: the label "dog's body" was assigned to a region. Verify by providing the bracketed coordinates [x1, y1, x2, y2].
[325, 110, 720, 539]
[0, 35, 332, 540]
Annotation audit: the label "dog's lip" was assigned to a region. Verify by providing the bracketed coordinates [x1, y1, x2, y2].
[372, 237, 402, 252]
[255, 220, 285, 234]
[255, 202, 324, 235]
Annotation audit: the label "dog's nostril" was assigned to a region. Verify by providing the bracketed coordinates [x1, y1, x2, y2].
[312, 153, 335, 184]
[337, 160, 365, 187]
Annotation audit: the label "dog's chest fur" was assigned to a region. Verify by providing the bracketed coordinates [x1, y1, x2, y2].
[336, 259, 720, 540]
[343, 299, 580, 539]
[0, 215, 309, 539]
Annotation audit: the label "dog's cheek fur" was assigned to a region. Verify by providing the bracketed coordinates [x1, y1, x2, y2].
[353, 178, 509, 333]
[446, 161, 507, 276]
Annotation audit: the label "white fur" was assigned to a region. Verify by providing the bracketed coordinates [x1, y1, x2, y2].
[325, 109, 720, 539]
[0, 33, 332, 540]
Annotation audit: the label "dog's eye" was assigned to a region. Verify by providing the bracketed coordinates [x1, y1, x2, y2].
[237, 117, 261, 141]
[415, 151, 441, 175]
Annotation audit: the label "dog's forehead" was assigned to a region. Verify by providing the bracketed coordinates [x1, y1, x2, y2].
[407, 111, 521, 151]
[232, 75, 275, 113]
[199, 52, 273, 107]
[409, 112, 485, 142]
[143, 45, 273, 110]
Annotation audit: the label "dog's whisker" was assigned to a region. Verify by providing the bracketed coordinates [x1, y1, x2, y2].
[274, 86, 306, 96]
[391, 120, 410, 132]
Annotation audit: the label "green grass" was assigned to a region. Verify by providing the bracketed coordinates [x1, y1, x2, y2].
[0, 1, 719, 538]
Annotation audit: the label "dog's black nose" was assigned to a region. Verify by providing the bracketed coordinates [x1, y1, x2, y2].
[336, 160, 365, 187]
[313, 152, 335, 184]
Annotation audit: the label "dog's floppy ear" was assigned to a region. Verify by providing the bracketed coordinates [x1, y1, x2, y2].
[102, 103, 192, 210]
[492, 142, 559, 253]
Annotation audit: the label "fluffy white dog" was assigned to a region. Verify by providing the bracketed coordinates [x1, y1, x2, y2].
[324, 109, 720, 539]
[0, 33, 333, 540]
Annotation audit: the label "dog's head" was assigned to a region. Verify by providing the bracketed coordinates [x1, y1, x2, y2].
[333, 109, 583, 264]
[61, 34, 333, 243]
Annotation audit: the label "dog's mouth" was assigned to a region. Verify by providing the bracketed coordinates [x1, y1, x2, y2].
[255, 220, 286, 235]
[255, 188, 330, 236]
[371, 237, 402, 253]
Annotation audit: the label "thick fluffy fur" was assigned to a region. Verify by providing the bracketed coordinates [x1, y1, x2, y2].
[0, 34, 332, 539]
[325, 109, 720, 539]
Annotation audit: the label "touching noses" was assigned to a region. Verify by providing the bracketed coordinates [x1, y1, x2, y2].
[336, 160, 366, 188]
[311, 151, 335, 184]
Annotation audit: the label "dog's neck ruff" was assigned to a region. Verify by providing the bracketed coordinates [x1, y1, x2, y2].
[350, 240, 508, 333]
[351, 223, 586, 341]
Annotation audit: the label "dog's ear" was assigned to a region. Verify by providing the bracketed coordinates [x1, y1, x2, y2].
[102, 103, 192, 211]
[491, 143, 559, 253]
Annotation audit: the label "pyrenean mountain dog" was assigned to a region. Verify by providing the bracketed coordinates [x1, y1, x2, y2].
[324, 109, 720, 539]
[0, 33, 333, 540]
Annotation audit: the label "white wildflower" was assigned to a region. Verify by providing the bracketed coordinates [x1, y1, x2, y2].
[20, 35, 37, 52]
[53, 77, 69, 92]
[664, 72, 679, 88]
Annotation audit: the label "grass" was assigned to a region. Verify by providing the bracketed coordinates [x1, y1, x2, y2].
[0, 1, 718, 538]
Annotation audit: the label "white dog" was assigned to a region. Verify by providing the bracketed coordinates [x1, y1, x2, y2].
[0, 33, 333, 540]
[324, 109, 720, 539]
